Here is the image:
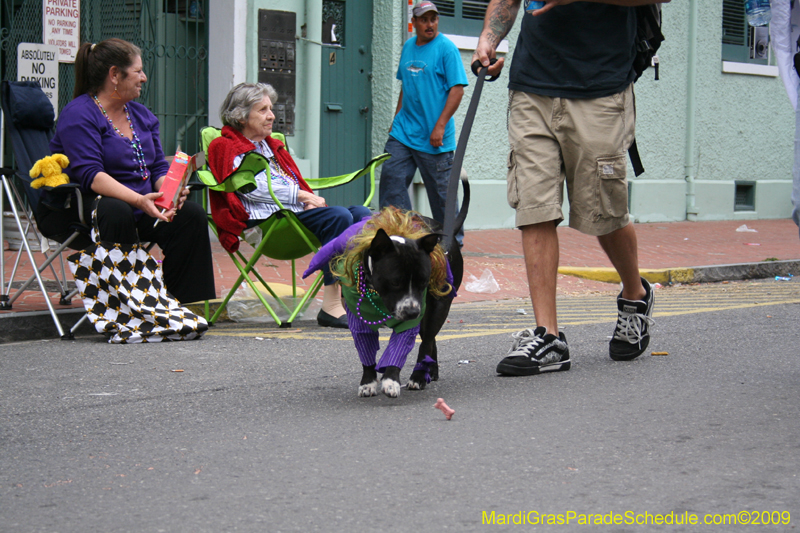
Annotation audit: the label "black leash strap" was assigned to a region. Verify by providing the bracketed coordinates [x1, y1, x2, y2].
[440, 59, 498, 250]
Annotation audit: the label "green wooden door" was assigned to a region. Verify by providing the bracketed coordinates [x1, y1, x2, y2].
[318, 0, 373, 207]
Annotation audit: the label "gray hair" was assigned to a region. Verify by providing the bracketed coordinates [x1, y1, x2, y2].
[218, 82, 278, 130]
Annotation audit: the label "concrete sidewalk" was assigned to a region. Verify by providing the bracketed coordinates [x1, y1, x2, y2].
[2, 218, 799, 342]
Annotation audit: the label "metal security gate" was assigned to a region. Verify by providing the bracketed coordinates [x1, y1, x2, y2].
[1, 0, 208, 159]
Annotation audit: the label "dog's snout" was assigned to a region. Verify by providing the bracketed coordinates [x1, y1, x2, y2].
[395, 298, 421, 320]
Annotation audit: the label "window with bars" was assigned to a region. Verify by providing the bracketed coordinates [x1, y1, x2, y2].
[431, 0, 489, 36]
[722, 0, 770, 64]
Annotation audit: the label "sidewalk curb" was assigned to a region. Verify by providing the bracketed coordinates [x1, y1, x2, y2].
[559, 260, 800, 285]
[3, 260, 798, 344]
[0, 308, 94, 344]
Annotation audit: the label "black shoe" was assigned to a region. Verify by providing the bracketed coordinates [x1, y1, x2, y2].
[496, 326, 571, 376]
[609, 277, 655, 361]
[317, 310, 349, 329]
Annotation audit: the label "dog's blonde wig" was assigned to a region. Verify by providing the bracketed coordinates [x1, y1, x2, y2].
[331, 207, 452, 298]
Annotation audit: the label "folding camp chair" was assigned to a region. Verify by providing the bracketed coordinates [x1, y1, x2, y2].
[0, 81, 90, 339]
[197, 126, 390, 327]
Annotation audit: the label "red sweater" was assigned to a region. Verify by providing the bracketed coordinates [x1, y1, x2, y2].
[207, 125, 313, 253]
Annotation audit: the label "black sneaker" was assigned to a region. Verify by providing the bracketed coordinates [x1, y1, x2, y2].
[496, 327, 571, 376]
[609, 277, 655, 361]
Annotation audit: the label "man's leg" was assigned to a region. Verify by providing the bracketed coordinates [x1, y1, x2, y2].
[414, 150, 464, 246]
[596, 223, 646, 301]
[598, 223, 654, 361]
[521, 221, 560, 334]
[378, 137, 417, 212]
[557, 84, 654, 361]
[495, 90, 570, 377]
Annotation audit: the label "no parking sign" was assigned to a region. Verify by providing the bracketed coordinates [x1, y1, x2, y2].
[17, 43, 59, 119]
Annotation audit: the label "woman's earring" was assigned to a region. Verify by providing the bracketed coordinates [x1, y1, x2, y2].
[111, 84, 121, 100]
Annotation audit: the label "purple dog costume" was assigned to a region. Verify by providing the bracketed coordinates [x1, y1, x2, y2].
[303, 220, 455, 376]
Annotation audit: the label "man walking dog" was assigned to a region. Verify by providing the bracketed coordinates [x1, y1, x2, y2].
[474, 0, 666, 376]
[379, 1, 468, 247]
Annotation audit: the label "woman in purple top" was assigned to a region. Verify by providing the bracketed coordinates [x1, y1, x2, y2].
[39, 38, 214, 304]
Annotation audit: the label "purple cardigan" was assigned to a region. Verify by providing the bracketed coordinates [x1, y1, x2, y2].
[50, 94, 170, 212]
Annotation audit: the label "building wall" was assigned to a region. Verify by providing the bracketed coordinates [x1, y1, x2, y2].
[630, 1, 794, 223]
[208, 1, 795, 229]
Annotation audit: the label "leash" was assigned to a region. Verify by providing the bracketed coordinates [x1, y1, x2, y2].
[440, 59, 498, 250]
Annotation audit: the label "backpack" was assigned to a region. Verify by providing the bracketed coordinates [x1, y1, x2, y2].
[633, 4, 664, 82]
[629, 4, 664, 176]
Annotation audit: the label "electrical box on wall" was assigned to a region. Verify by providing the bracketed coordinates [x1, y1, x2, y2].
[258, 9, 296, 136]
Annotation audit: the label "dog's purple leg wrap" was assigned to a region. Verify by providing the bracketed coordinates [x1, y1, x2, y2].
[412, 355, 437, 384]
[376, 325, 420, 373]
[346, 306, 380, 366]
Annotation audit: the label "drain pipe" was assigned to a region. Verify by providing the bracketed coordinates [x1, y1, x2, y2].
[305, 0, 323, 178]
[684, 0, 699, 221]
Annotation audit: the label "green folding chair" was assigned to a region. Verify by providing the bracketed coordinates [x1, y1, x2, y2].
[197, 126, 390, 327]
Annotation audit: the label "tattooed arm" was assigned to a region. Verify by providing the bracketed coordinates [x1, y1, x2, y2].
[473, 0, 522, 78]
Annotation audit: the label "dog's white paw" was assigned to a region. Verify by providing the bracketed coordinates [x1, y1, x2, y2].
[358, 380, 379, 397]
[406, 379, 422, 390]
[381, 379, 401, 398]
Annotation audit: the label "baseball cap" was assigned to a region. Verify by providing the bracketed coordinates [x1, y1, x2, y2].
[413, 1, 439, 17]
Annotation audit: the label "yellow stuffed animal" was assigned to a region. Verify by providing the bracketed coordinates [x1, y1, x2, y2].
[29, 154, 70, 189]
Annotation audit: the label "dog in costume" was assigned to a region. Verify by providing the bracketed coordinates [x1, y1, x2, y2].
[304, 207, 463, 398]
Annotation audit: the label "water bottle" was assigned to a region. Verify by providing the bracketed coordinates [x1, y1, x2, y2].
[525, 0, 545, 13]
[745, 0, 771, 26]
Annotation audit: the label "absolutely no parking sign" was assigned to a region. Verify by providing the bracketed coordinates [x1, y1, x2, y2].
[17, 43, 59, 119]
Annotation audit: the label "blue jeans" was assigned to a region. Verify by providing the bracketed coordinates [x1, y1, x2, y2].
[379, 137, 464, 246]
[247, 205, 371, 285]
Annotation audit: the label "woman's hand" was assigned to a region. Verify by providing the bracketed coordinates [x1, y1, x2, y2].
[135, 191, 172, 222]
[92, 172, 171, 222]
[176, 186, 190, 211]
[297, 190, 326, 211]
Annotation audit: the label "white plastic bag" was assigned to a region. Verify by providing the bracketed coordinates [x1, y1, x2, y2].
[242, 226, 263, 247]
[464, 269, 500, 293]
[226, 282, 317, 322]
[226, 284, 268, 322]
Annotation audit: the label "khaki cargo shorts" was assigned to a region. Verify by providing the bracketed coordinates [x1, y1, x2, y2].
[506, 84, 635, 236]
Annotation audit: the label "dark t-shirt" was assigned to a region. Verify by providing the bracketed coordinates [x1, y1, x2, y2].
[508, 4, 637, 99]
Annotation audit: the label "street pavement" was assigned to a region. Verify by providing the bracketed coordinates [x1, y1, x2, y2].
[1, 279, 799, 531]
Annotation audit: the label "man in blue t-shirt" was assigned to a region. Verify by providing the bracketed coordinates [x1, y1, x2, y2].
[379, 1, 469, 246]
[473, 0, 666, 377]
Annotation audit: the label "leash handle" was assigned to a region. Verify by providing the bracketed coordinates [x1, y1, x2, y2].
[470, 59, 500, 82]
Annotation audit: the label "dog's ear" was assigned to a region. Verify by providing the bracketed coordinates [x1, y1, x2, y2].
[416, 233, 442, 255]
[368, 228, 395, 263]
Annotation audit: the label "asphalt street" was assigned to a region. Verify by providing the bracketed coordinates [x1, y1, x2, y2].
[1, 279, 799, 532]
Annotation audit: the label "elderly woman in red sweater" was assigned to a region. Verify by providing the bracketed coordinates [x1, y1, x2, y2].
[207, 82, 371, 328]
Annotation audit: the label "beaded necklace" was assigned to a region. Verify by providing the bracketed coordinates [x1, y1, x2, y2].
[93, 95, 150, 180]
[253, 140, 299, 186]
[355, 263, 393, 326]
[267, 156, 298, 186]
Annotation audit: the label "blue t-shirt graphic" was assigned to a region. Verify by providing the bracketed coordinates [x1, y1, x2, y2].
[391, 33, 468, 154]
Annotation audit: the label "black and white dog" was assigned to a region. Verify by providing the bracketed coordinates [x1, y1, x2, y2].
[303, 177, 469, 398]
[350, 182, 469, 398]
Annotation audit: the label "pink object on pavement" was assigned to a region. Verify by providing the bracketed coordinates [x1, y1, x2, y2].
[434, 398, 455, 420]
